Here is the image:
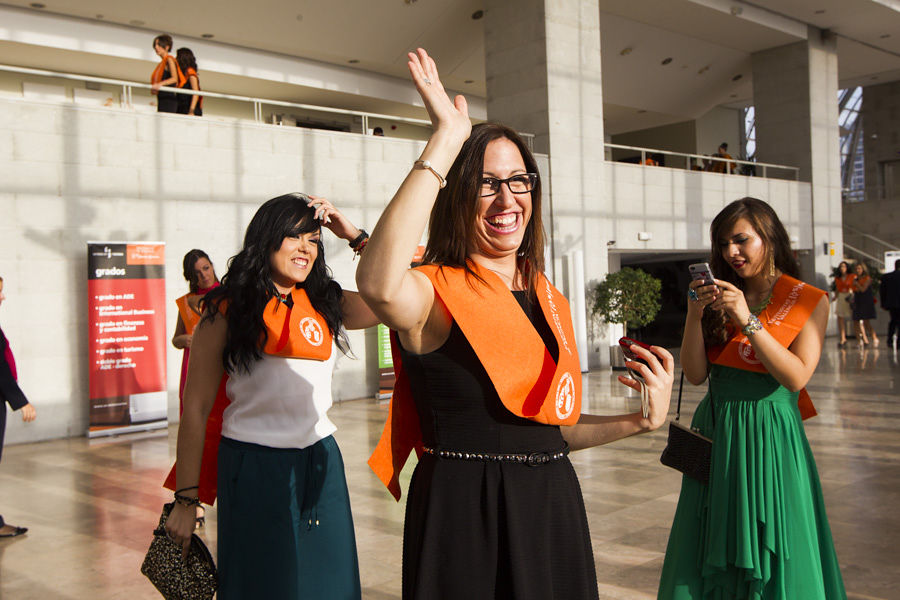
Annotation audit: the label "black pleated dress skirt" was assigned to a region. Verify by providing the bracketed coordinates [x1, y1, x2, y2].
[398, 292, 598, 600]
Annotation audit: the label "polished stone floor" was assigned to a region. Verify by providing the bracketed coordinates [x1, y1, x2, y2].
[1, 341, 897, 599]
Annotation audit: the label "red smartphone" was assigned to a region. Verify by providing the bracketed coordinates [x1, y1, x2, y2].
[618, 336, 651, 376]
[618, 337, 652, 418]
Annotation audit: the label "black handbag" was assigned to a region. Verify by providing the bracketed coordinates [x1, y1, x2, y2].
[141, 502, 217, 600]
[660, 371, 713, 483]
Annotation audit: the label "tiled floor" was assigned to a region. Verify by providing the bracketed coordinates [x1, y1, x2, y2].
[1, 341, 897, 599]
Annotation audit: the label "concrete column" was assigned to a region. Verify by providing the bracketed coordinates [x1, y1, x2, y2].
[485, 0, 609, 361]
[751, 27, 842, 291]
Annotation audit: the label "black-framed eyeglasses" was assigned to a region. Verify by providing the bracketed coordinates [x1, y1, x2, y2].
[480, 173, 539, 197]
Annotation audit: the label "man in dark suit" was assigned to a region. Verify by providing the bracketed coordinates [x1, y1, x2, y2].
[0, 276, 37, 538]
[880, 259, 900, 348]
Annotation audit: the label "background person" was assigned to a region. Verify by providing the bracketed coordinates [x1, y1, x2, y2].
[0, 276, 37, 538]
[175, 47, 203, 116]
[879, 259, 900, 349]
[707, 142, 735, 174]
[851, 262, 879, 347]
[658, 197, 845, 599]
[832, 260, 854, 347]
[170, 249, 219, 529]
[172, 249, 219, 411]
[358, 48, 674, 600]
[165, 193, 378, 599]
[150, 34, 185, 113]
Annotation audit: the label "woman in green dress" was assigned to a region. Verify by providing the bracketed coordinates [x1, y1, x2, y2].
[658, 197, 846, 599]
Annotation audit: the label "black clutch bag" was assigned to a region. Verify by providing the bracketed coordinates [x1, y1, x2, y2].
[660, 371, 713, 484]
[141, 502, 217, 600]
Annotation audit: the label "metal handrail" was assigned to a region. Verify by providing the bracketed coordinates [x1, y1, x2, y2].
[605, 142, 800, 180]
[843, 242, 884, 267]
[844, 225, 896, 253]
[1, 62, 537, 149]
[1, 63, 433, 129]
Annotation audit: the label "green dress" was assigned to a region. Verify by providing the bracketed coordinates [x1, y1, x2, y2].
[657, 365, 846, 600]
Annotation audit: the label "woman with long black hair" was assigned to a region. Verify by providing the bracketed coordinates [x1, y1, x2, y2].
[165, 193, 377, 599]
[175, 47, 203, 116]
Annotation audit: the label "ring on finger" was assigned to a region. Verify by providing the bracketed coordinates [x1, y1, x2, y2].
[688, 288, 699, 301]
[422, 77, 432, 85]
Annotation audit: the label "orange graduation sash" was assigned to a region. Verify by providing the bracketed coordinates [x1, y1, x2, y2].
[150, 54, 187, 88]
[706, 274, 825, 420]
[164, 287, 333, 503]
[175, 293, 203, 335]
[369, 262, 582, 501]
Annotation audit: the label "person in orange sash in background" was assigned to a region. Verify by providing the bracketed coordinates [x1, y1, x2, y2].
[831, 260, 855, 348]
[658, 198, 846, 599]
[175, 47, 203, 116]
[150, 34, 185, 113]
[165, 193, 378, 599]
[173, 249, 219, 412]
[357, 48, 674, 600]
[851, 261, 879, 347]
[171, 249, 219, 528]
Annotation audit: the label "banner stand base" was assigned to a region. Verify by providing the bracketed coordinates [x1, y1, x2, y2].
[88, 420, 169, 439]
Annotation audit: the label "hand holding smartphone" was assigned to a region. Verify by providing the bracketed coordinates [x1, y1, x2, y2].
[688, 262, 716, 287]
[618, 337, 651, 418]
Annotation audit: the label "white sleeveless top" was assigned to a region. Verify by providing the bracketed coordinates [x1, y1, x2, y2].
[221, 345, 337, 449]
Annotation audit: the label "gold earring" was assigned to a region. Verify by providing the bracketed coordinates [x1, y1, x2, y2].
[769, 254, 775, 277]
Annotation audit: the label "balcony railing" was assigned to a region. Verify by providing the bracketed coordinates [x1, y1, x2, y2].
[605, 143, 800, 181]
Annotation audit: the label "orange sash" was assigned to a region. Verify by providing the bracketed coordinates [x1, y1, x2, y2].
[164, 287, 333, 503]
[183, 67, 203, 109]
[834, 274, 855, 294]
[707, 274, 825, 420]
[175, 293, 203, 335]
[150, 54, 186, 88]
[368, 263, 582, 501]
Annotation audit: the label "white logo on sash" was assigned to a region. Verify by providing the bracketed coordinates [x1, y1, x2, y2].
[737, 336, 761, 365]
[545, 280, 572, 355]
[555, 372, 576, 419]
[299, 317, 324, 346]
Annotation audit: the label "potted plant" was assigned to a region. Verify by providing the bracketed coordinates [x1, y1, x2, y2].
[589, 267, 662, 368]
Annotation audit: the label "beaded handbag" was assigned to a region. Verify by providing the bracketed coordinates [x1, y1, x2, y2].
[660, 371, 713, 484]
[141, 502, 217, 600]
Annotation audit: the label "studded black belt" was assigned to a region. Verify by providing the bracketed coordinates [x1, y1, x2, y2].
[422, 443, 569, 467]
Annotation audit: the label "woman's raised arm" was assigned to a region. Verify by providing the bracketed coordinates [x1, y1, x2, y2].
[356, 49, 471, 339]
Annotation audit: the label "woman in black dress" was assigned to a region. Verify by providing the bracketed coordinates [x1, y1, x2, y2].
[851, 262, 879, 346]
[357, 48, 675, 599]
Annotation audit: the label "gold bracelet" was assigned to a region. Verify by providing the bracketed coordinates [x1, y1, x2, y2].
[413, 159, 447, 188]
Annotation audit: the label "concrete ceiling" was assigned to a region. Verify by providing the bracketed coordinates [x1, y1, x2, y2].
[2, 0, 900, 134]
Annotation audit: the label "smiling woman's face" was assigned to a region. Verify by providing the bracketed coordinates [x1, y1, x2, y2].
[269, 228, 320, 294]
[469, 137, 532, 261]
[719, 217, 767, 279]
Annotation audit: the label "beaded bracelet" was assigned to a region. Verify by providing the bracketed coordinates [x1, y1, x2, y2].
[174, 492, 202, 508]
[352, 236, 369, 259]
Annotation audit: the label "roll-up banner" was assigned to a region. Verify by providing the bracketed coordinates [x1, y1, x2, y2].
[87, 242, 168, 437]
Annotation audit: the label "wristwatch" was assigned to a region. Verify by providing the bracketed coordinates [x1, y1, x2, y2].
[741, 314, 763, 336]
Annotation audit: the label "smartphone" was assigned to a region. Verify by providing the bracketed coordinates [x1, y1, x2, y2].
[688, 262, 716, 287]
[618, 336, 652, 418]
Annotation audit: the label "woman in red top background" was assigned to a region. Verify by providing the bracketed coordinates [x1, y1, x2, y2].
[832, 260, 854, 347]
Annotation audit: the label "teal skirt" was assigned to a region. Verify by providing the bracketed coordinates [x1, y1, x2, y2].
[217, 435, 361, 599]
[657, 366, 846, 600]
